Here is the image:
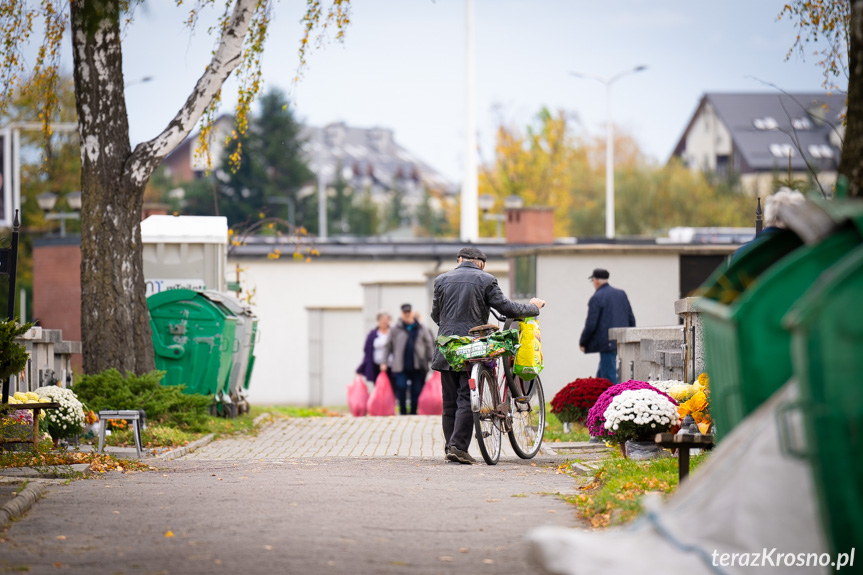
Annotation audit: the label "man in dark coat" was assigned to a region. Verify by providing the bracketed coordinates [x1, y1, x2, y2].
[579, 268, 635, 384]
[431, 247, 546, 464]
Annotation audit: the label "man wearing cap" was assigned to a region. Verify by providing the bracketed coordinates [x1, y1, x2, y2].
[579, 268, 635, 384]
[431, 247, 546, 464]
[385, 303, 435, 415]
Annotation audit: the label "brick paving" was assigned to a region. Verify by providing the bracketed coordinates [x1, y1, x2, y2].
[184, 415, 526, 460]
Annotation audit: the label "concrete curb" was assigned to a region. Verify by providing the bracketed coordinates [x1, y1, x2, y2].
[1, 483, 46, 528]
[252, 412, 272, 427]
[141, 434, 215, 463]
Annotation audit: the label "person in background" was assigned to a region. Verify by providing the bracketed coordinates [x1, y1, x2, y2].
[384, 304, 435, 415]
[431, 247, 546, 464]
[356, 312, 392, 387]
[579, 268, 635, 385]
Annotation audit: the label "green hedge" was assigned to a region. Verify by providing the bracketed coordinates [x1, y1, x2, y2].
[73, 369, 212, 432]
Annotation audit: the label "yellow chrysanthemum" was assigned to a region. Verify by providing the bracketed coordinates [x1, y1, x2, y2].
[690, 390, 709, 413]
[698, 372, 710, 388]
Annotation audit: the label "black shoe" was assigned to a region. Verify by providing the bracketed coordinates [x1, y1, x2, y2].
[446, 447, 476, 465]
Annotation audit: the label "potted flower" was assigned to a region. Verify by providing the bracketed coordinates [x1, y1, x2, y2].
[34, 385, 86, 446]
[586, 380, 678, 455]
[550, 377, 613, 433]
[677, 372, 711, 434]
[602, 388, 680, 459]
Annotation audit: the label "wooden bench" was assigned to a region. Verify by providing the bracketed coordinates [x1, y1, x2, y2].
[655, 432, 715, 482]
[97, 410, 145, 458]
[0, 402, 60, 450]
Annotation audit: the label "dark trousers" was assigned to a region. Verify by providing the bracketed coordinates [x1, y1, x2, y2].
[598, 351, 618, 384]
[440, 369, 473, 451]
[393, 370, 426, 415]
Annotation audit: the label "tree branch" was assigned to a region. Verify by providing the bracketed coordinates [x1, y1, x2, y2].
[124, 0, 258, 187]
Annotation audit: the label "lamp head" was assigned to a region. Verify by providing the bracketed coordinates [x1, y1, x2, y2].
[477, 193, 495, 213]
[37, 192, 58, 212]
[66, 191, 82, 211]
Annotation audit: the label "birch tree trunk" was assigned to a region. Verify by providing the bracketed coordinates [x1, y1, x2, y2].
[840, 0, 863, 198]
[70, 0, 257, 374]
[71, 1, 153, 374]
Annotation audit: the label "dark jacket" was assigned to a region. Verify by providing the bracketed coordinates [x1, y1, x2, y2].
[387, 319, 435, 373]
[356, 328, 387, 382]
[579, 284, 635, 354]
[431, 262, 540, 371]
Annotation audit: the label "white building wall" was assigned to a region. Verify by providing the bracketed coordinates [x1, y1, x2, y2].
[308, 307, 364, 406]
[534, 251, 681, 400]
[684, 102, 732, 172]
[235, 259, 437, 404]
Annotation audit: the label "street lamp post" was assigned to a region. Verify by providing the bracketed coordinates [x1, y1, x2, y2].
[570, 65, 647, 239]
[37, 191, 82, 237]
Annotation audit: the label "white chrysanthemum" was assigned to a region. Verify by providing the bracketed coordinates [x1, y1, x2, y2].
[602, 389, 680, 436]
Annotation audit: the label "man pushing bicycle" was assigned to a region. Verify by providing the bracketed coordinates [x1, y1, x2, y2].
[430, 247, 546, 464]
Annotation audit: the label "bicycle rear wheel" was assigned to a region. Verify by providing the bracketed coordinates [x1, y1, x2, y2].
[508, 374, 546, 459]
[472, 364, 501, 465]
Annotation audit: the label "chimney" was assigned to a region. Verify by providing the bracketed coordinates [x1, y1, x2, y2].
[505, 207, 555, 244]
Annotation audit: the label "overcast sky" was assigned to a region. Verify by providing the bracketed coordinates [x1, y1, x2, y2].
[116, 0, 843, 183]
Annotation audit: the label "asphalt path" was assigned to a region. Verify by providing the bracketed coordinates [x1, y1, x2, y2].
[0, 454, 582, 575]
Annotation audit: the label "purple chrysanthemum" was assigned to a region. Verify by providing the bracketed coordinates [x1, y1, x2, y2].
[586, 380, 677, 437]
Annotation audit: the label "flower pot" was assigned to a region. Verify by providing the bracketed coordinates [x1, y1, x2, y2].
[624, 440, 668, 461]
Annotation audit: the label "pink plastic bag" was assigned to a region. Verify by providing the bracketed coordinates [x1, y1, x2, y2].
[348, 374, 369, 417]
[417, 371, 443, 415]
[367, 371, 396, 416]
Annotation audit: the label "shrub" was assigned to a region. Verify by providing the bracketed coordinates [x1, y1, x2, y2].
[0, 319, 32, 382]
[73, 369, 211, 431]
[550, 377, 613, 423]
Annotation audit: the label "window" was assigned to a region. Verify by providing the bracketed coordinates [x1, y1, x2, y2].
[754, 117, 779, 130]
[792, 117, 812, 130]
[808, 144, 834, 159]
[769, 143, 795, 158]
[513, 254, 536, 299]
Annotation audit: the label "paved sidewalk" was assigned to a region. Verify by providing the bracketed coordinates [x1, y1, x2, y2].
[184, 415, 525, 460]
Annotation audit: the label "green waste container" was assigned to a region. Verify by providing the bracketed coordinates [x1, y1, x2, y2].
[698, 203, 863, 438]
[783, 244, 863, 558]
[148, 289, 237, 402]
[199, 291, 258, 414]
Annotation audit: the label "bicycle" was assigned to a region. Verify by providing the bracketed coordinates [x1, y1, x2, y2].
[465, 308, 546, 465]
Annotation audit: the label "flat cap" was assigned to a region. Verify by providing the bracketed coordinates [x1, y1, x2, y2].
[588, 268, 610, 280]
[457, 247, 487, 262]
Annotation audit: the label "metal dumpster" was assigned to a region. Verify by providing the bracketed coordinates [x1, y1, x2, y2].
[783, 242, 863, 558]
[147, 289, 237, 412]
[199, 291, 258, 415]
[698, 200, 863, 438]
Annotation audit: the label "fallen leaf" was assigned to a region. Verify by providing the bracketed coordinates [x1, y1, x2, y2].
[164, 531, 174, 538]
[215, 559, 223, 565]
[53, 562, 63, 568]
[485, 499, 501, 503]
[459, 548, 469, 553]
[483, 559, 495, 564]
[55, 535, 66, 540]
[439, 556, 453, 562]
[264, 545, 273, 551]
[547, 509, 557, 514]
[113, 511, 120, 514]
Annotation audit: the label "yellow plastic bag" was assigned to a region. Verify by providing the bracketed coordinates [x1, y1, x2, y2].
[514, 317, 543, 380]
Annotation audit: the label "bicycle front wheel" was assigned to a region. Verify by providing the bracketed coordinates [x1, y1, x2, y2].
[508, 374, 546, 459]
[472, 364, 502, 465]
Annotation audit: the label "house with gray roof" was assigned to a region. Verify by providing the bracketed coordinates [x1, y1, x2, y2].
[161, 118, 454, 236]
[671, 92, 845, 196]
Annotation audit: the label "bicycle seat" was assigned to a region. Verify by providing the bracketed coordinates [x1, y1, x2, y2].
[469, 324, 499, 338]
